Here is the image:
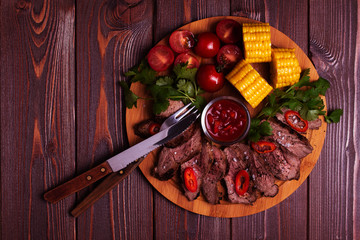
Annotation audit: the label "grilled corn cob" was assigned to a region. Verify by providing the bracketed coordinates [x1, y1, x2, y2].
[226, 60, 273, 108]
[271, 48, 301, 88]
[242, 23, 272, 63]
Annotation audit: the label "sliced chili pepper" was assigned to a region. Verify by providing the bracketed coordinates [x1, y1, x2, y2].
[148, 123, 161, 135]
[251, 141, 276, 154]
[184, 167, 197, 192]
[235, 170, 250, 196]
[284, 110, 309, 132]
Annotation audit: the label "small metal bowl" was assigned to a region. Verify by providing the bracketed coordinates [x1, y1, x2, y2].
[201, 96, 251, 146]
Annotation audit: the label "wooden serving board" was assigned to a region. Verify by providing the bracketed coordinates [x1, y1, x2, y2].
[125, 16, 327, 218]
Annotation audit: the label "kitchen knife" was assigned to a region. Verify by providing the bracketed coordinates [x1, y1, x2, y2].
[44, 111, 199, 204]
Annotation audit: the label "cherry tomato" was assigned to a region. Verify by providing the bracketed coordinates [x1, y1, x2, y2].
[284, 110, 309, 132]
[235, 170, 250, 196]
[169, 30, 195, 53]
[196, 64, 224, 92]
[148, 122, 160, 135]
[194, 32, 220, 58]
[251, 141, 276, 154]
[147, 45, 174, 72]
[174, 53, 200, 69]
[216, 19, 242, 44]
[216, 44, 242, 69]
[184, 167, 197, 192]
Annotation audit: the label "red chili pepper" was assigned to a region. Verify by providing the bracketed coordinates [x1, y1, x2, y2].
[184, 167, 198, 192]
[251, 141, 276, 154]
[284, 110, 308, 132]
[148, 123, 160, 135]
[235, 170, 250, 196]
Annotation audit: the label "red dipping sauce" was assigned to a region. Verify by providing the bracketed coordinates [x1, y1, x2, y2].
[201, 97, 250, 145]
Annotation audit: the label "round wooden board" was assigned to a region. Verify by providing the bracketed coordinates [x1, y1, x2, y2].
[125, 16, 327, 218]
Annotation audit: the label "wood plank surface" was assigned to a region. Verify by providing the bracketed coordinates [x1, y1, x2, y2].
[0, 0, 358, 239]
[75, 0, 154, 239]
[308, 0, 359, 239]
[1, 0, 76, 239]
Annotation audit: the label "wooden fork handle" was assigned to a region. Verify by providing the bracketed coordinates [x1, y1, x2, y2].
[44, 162, 112, 204]
[71, 158, 143, 217]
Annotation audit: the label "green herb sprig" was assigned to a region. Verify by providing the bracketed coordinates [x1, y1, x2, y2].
[247, 69, 343, 142]
[121, 60, 205, 115]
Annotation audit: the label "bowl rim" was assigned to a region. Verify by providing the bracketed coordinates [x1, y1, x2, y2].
[201, 96, 251, 146]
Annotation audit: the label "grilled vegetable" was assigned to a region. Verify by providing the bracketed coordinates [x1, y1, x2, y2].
[242, 23, 272, 63]
[270, 48, 301, 88]
[251, 141, 276, 153]
[235, 170, 250, 196]
[226, 60, 273, 108]
[284, 110, 308, 132]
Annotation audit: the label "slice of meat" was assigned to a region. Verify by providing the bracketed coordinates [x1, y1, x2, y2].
[201, 145, 227, 204]
[275, 108, 322, 130]
[156, 100, 184, 119]
[256, 146, 299, 181]
[223, 145, 257, 204]
[199, 141, 214, 173]
[268, 118, 313, 159]
[134, 119, 161, 138]
[232, 143, 278, 197]
[180, 154, 202, 201]
[165, 122, 196, 148]
[153, 126, 202, 180]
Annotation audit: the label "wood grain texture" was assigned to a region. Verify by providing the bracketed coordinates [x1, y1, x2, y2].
[75, 0, 154, 239]
[1, 0, 76, 239]
[309, 0, 359, 239]
[0, 0, 358, 239]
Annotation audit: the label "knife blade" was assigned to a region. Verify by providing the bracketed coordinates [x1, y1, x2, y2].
[44, 111, 199, 204]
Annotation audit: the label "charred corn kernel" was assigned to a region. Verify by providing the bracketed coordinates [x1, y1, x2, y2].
[242, 23, 272, 63]
[271, 48, 302, 88]
[226, 60, 273, 108]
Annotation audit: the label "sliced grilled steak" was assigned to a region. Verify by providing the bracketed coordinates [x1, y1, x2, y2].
[268, 118, 313, 159]
[134, 119, 161, 138]
[153, 126, 202, 180]
[156, 100, 184, 119]
[165, 122, 197, 148]
[256, 145, 300, 181]
[180, 154, 202, 201]
[232, 143, 279, 197]
[202, 145, 227, 204]
[223, 145, 257, 204]
[275, 108, 322, 130]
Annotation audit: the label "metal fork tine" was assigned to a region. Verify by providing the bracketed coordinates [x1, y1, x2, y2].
[160, 102, 197, 131]
[176, 105, 196, 121]
[173, 102, 192, 118]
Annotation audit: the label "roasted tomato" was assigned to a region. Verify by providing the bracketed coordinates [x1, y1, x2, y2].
[251, 141, 276, 154]
[196, 64, 224, 92]
[216, 44, 242, 69]
[148, 122, 161, 135]
[216, 19, 242, 44]
[147, 45, 174, 72]
[184, 167, 197, 192]
[235, 170, 250, 196]
[194, 32, 221, 58]
[174, 53, 200, 69]
[284, 110, 309, 132]
[169, 30, 195, 53]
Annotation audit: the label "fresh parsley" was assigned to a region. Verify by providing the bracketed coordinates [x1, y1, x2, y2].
[248, 69, 342, 142]
[121, 61, 206, 115]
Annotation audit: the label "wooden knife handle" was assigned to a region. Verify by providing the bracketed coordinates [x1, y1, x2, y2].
[71, 159, 141, 217]
[44, 162, 113, 204]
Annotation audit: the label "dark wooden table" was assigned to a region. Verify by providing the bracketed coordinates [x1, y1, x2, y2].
[1, 0, 359, 239]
